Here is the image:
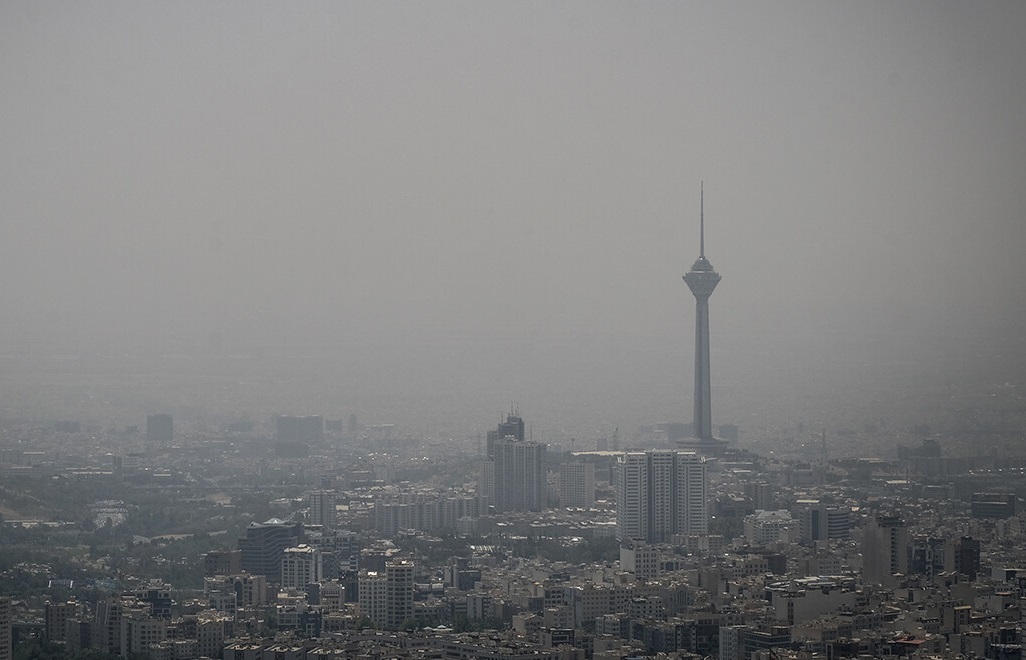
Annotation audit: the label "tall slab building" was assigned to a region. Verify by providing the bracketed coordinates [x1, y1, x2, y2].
[480, 411, 546, 512]
[615, 450, 707, 543]
[146, 414, 173, 444]
[493, 435, 546, 512]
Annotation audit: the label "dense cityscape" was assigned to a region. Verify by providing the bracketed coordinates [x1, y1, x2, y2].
[2, 389, 1026, 660]
[3, 3, 1025, 660]
[2, 212, 1025, 660]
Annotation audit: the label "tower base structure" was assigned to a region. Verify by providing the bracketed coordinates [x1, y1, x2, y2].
[676, 435, 728, 456]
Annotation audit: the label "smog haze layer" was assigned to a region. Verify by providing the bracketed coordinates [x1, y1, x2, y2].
[2, 2, 1024, 450]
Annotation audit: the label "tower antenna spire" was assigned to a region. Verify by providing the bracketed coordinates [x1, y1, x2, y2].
[700, 181, 705, 259]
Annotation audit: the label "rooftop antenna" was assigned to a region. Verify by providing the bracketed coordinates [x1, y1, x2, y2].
[700, 181, 705, 259]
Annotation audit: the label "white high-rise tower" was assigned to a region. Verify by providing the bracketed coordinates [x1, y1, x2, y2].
[616, 450, 707, 543]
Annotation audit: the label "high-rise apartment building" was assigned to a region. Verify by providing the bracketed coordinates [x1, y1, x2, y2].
[91, 597, 124, 655]
[281, 545, 324, 590]
[119, 607, 166, 658]
[909, 537, 947, 580]
[359, 570, 388, 627]
[477, 459, 495, 510]
[947, 536, 981, 580]
[795, 502, 851, 544]
[91, 595, 149, 656]
[45, 600, 81, 643]
[357, 560, 414, 629]
[486, 411, 525, 456]
[493, 435, 546, 512]
[862, 515, 909, 587]
[0, 597, 10, 660]
[747, 482, 777, 511]
[559, 461, 595, 509]
[307, 490, 337, 528]
[195, 615, 232, 659]
[482, 412, 545, 513]
[386, 560, 414, 629]
[616, 450, 707, 543]
[616, 452, 649, 542]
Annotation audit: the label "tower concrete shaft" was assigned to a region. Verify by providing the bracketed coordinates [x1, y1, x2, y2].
[682, 186, 721, 441]
[690, 289, 714, 438]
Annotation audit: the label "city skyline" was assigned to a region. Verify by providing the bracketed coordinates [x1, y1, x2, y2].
[1, 2, 1024, 450]
[2, 4, 1026, 656]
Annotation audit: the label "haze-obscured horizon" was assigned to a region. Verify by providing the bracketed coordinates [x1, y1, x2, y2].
[2, 2, 1024, 450]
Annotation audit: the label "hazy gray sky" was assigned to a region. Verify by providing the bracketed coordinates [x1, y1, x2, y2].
[2, 2, 1024, 440]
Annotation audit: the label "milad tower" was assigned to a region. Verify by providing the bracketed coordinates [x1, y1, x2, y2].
[679, 184, 728, 454]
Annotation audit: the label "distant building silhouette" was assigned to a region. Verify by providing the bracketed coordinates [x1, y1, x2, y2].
[53, 420, 80, 434]
[146, 414, 173, 444]
[679, 185, 728, 455]
[659, 422, 691, 443]
[276, 414, 323, 443]
[559, 460, 595, 509]
[275, 415, 322, 458]
[718, 424, 739, 442]
[898, 437, 941, 460]
[307, 490, 337, 528]
[480, 411, 545, 513]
